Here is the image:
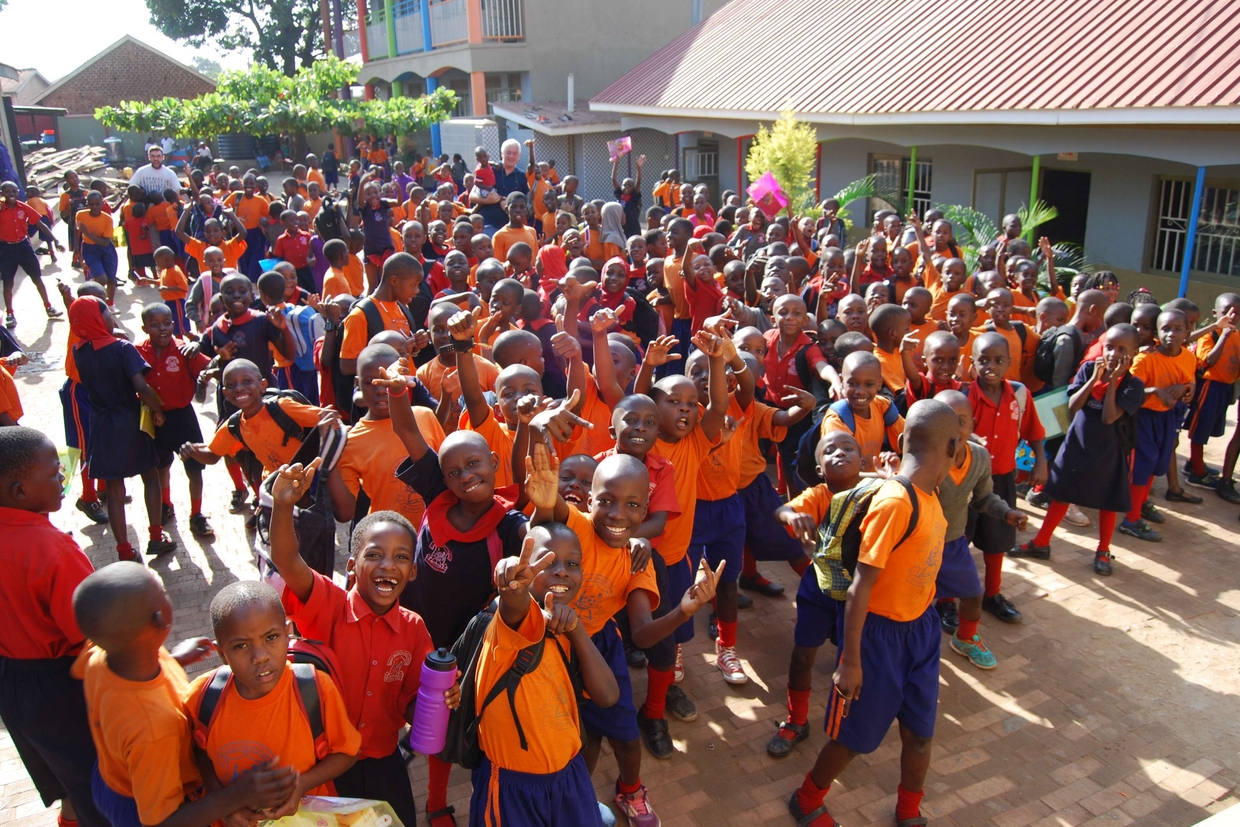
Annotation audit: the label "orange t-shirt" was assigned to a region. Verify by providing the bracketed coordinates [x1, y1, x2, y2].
[416, 354, 500, 403]
[581, 230, 605, 264]
[663, 252, 690, 320]
[463, 408, 576, 490]
[344, 255, 365, 292]
[649, 426, 720, 564]
[187, 666, 361, 794]
[475, 609, 579, 773]
[1196, 330, 1240, 384]
[0, 364, 23, 422]
[955, 330, 975, 380]
[151, 203, 177, 232]
[74, 210, 113, 244]
[224, 192, 270, 230]
[575, 378, 616, 458]
[338, 414, 445, 526]
[821, 396, 905, 473]
[304, 197, 323, 221]
[340, 299, 412, 361]
[323, 266, 362, 298]
[908, 320, 939, 355]
[857, 480, 946, 622]
[977, 323, 1040, 382]
[787, 483, 834, 526]
[308, 168, 326, 188]
[565, 507, 659, 636]
[492, 225, 539, 264]
[874, 347, 905, 393]
[208, 398, 327, 473]
[184, 236, 246, 271]
[73, 646, 200, 826]
[922, 260, 963, 322]
[697, 396, 748, 501]
[1131, 349, 1196, 412]
[158, 265, 190, 301]
[737, 399, 787, 489]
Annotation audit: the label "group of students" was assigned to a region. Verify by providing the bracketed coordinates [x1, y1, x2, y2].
[5, 150, 1240, 827]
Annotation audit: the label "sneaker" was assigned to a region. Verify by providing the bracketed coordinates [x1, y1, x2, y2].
[229, 489, 250, 513]
[664, 685, 697, 722]
[1167, 487, 1205, 504]
[1093, 551, 1113, 576]
[766, 721, 810, 758]
[937, 600, 959, 634]
[45, 305, 63, 318]
[5, 313, 14, 329]
[145, 534, 176, 557]
[1185, 470, 1221, 490]
[715, 640, 748, 684]
[1118, 519, 1162, 542]
[982, 593, 1023, 624]
[636, 712, 673, 760]
[160, 502, 175, 526]
[75, 497, 108, 524]
[737, 592, 754, 609]
[613, 783, 660, 827]
[625, 641, 647, 669]
[1214, 480, 1240, 504]
[1064, 504, 1091, 527]
[738, 573, 785, 596]
[1025, 488, 1050, 508]
[1009, 540, 1050, 560]
[673, 644, 684, 683]
[189, 513, 215, 538]
[950, 634, 999, 670]
[1184, 460, 1219, 477]
[1140, 500, 1166, 524]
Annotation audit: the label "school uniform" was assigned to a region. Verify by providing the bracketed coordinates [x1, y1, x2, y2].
[275, 229, 316, 292]
[1185, 330, 1240, 444]
[1130, 349, 1196, 486]
[338, 411, 445, 527]
[226, 192, 272, 280]
[183, 235, 246, 273]
[415, 353, 501, 407]
[935, 443, 1010, 600]
[359, 200, 398, 268]
[968, 380, 1043, 554]
[74, 339, 158, 480]
[688, 395, 751, 586]
[76, 210, 118, 281]
[136, 338, 209, 470]
[208, 396, 327, 474]
[201, 309, 287, 383]
[737, 400, 807, 564]
[1, 200, 50, 285]
[784, 485, 844, 649]
[823, 480, 946, 754]
[764, 328, 820, 493]
[1045, 363, 1145, 512]
[820, 397, 905, 474]
[157, 265, 191, 336]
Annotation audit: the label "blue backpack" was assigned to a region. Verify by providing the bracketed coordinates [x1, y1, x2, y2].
[795, 399, 901, 486]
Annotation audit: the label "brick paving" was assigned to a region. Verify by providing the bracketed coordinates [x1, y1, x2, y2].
[2, 243, 1238, 827]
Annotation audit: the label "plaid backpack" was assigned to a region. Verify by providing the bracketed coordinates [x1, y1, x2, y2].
[812, 477, 919, 600]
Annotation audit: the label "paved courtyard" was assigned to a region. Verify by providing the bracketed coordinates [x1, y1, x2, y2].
[1, 242, 1238, 827]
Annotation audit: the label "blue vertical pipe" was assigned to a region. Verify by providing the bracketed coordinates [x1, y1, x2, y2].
[420, 0, 432, 51]
[427, 75, 442, 157]
[1179, 166, 1207, 298]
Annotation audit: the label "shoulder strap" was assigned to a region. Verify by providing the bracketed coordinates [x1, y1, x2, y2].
[882, 398, 901, 427]
[290, 663, 328, 758]
[1013, 321, 1028, 348]
[226, 410, 246, 450]
[195, 666, 232, 734]
[893, 476, 921, 549]
[828, 398, 856, 433]
[357, 297, 383, 342]
[472, 639, 546, 752]
[265, 397, 307, 447]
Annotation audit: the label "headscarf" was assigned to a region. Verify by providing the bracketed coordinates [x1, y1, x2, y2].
[68, 297, 118, 351]
[537, 244, 568, 280]
[600, 202, 627, 249]
[600, 256, 632, 312]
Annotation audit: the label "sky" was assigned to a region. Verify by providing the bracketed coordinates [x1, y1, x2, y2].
[0, 0, 251, 81]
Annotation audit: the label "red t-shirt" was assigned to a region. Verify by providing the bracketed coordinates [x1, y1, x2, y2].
[968, 380, 1045, 475]
[137, 339, 209, 410]
[683, 272, 724, 335]
[274, 229, 312, 268]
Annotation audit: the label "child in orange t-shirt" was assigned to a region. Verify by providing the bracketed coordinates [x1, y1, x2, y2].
[139, 246, 191, 336]
[820, 351, 905, 473]
[869, 303, 912, 396]
[978, 287, 1040, 383]
[73, 563, 296, 827]
[0, 355, 25, 423]
[189, 582, 361, 804]
[321, 238, 362, 298]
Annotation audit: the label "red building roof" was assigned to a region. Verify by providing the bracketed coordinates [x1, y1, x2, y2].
[591, 0, 1240, 124]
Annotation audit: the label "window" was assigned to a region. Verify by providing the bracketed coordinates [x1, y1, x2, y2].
[444, 77, 471, 117]
[485, 72, 523, 105]
[683, 143, 718, 180]
[1153, 178, 1240, 275]
[871, 154, 932, 218]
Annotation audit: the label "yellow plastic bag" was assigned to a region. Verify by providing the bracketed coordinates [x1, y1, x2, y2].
[140, 405, 156, 438]
[113, 226, 127, 247]
[260, 797, 404, 827]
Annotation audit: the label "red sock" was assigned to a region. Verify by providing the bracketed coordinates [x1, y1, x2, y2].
[1034, 500, 1069, 546]
[57, 815, 78, 827]
[149, 525, 163, 541]
[790, 556, 810, 577]
[717, 619, 738, 648]
[225, 460, 246, 490]
[896, 785, 925, 821]
[161, 487, 173, 506]
[957, 617, 979, 641]
[116, 542, 135, 561]
[1126, 481, 1152, 522]
[96, 480, 106, 494]
[617, 777, 642, 796]
[742, 548, 759, 579]
[642, 666, 674, 719]
[1098, 511, 1118, 553]
[796, 776, 832, 822]
[787, 688, 811, 726]
[1191, 444, 1206, 476]
[425, 754, 452, 813]
[191, 498, 203, 516]
[983, 553, 1004, 598]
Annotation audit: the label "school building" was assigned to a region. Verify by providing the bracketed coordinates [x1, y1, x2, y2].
[578, 0, 1240, 307]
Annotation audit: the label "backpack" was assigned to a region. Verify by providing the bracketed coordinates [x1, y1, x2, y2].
[314, 199, 347, 242]
[985, 320, 1028, 360]
[1032, 325, 1084, 386]
[812, 476, 920, 600]
[438, 606, 577, 770]
[226, 389, 314, 455]
[624, 288, 660, 348]
[795, 398, 901, 486]
[328, 297, 422, 422]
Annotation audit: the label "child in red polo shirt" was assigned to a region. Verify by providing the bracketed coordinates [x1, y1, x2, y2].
[764, 294, 821, 496]
[273, 209, 315, 293]
[269, 459, 452, 827]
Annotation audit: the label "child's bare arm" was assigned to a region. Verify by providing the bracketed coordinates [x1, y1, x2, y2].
[900, 333, 923, 394]
[131, 373, 164, 418]
[626, 556, 725, 649]
[554, 325, 588, 414]
[325, 466, 357, 522]
[691, 331, 730, 440]
[268, 751, 357, 820]
[268, 459, 322, 603]
[525, 436, 570, 525]
[178, 441, 221, 465]
[375, 362, 431, 461]
[634, 335, 679, 395]
[174, 206, 193, 245]
[1204, 324, 1235, 367]
[771, 387, 816, 426]
[590, 310, 625, 406]
[510, 395, 551, 509]
[723, 335, 755, 410]
[155, 760, 298, 827]
[445, 308, 490, 428]
[495, 535, 546, 630]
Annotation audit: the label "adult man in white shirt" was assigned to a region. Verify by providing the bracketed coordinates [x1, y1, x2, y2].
[131, 146, 182, 195]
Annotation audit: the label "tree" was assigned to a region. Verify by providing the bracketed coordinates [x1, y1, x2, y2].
[190, 56, 223, 79]
[745, 109, 819, 216]
[145, 0, 321, 75]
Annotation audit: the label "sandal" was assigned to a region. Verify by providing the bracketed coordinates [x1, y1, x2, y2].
[426, 805, 456, 827]
[787, 794, 838, 826]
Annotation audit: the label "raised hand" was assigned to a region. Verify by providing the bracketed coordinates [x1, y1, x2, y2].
[780, 387, 816, 410]
[448, 307, 480, 341]
[542, 591, 580, 636]
[778, 508, 818, 544]
[901, 332, 920, 353]
[691, 329, 724, 358]
[516, 394, 553, 426]
[680, 556, 726, 614]
[557, 276, 599, 302]
[371, 362, 412, 391]
[529, 388, 592, 444]
[590, 308, 620, 334]
[306, 293, 323, 313]
[268, 304, 287, 330]
[409, 329, 431, 354]
[524, 440, 560, 510]
[550, 330, 582, 362]
[496, 533, 554, 595]
[643, 335, 681, 367]
[169, 637, 214, 666]
[271, 458, 322, 507]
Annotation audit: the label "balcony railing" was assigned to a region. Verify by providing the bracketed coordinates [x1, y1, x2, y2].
[393, 0, 426, 54]
[341, 28, 361, 57]
[480, 0, 523, 41]
[429, 0, 468, 47]
[366, 10, 388, 58]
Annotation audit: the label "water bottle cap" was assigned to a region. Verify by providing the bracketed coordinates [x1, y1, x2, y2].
[425, 647, 457, 671]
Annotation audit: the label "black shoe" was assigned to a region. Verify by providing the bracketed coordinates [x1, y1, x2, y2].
[189, 513, 215, 538]
[1215, 480, 1240, 504]
[938, 600, 959, 634]
[637, 712, 673, 759]
[1025, 488, 1050, 509]
[1140, 500, 1166, 524]
[160, 502, 175, 525]
[76, 497, 108, 524]
[625, 641, 647, 669]
[146, 534, 176, 557]
[708, 613, 718, 640]
[1165, 488, 1203, 504]
[664, 685, 697, 722]
[1009, 540, 1051, 560]
[229, 489, 249, 513]
[737, 592, 754, 609]
[738, 574, 785, 597]
[96, 490, 133, 505]
[766, 721, 810, 757]
[245, 510, 259, 530]
[982, 593, 1023, 624]
[1093, 551, 1113, 576]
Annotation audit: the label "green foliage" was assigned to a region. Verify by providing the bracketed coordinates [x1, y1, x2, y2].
[1037, 242, 1095, 292]
[937, 204, 999, 271]
[145, 0, 321, 75]
[830, 175, 875, 225]
[745, 109, 819, 217]
[1019, 199, 1058, 238]
[97, 57, 456, 142]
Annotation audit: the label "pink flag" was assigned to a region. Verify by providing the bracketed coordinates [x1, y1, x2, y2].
[607, 136, 632, 161]
[748, 172, 788, 219]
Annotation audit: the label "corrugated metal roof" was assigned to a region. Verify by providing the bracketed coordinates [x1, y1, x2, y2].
[590, 0, 1240, 121]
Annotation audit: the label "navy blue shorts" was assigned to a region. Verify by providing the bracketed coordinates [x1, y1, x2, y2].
[469, 753, 603, 827]
[793, 565, 842, 649]
[165, 298, 190, 337]
[154, 405, 204, 471]
[0, 239, 41, 284]
[688, 494, 744, 584]
[933, 535, 981, 601]
[1133, 406, 1179, 485]
[60, 378, 90, 453]
[275, 364, 320, 405]
[662, 554, 696, 644]
[578, 620, 640, 742]
[92, 764, 142, 827]
[82, 244, 118, 282]
[741, 475, 809, 561]
[1185, 378, 1233, 444]
[823, 608, 940, 754]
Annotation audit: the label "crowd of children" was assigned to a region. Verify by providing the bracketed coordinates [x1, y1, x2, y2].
[6, 151, 1240, 827]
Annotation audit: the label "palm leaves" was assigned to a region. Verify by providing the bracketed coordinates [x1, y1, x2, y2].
[1018, 199, 1058, 237]
[936, 204, 999, 271]
[831, 175, 877, 226]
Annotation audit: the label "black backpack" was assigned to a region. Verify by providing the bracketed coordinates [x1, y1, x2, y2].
[328, 296, 425, 422]
[193, 660, 332, 759]
[1032, 325, 1084, 386]
[438, 606, 578, 770]
[624, 288, 660, 348]
[226, 388, 314, 454]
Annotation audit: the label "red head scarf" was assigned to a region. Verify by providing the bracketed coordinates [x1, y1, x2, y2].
[537, 244, 568, 280]
[68, 297, 118, 350]
[600, 256, 631, 311]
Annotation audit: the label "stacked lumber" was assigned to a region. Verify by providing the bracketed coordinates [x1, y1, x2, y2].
[24, 146, 131, 201]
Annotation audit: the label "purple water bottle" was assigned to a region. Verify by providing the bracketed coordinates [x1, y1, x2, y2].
[408, 648, 457, 754]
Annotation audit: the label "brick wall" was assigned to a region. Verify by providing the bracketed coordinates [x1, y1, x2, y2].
[39, 39, 215, 115]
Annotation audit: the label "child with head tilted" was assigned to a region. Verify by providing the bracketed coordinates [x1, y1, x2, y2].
[788, 400, 962, 827]
[1012, 325, 1147, 576]
[267, 457, 452, 827]
[820, 351, 904, 475]
[72, 563, 296, 827]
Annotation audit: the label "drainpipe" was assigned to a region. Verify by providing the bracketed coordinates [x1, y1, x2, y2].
[1179, 166, 1208, 298]
[567, 74, 574, 112]
[427, 76, 442, 157]
[420, 0, 432, 51]
[384, 0, 396, 57]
